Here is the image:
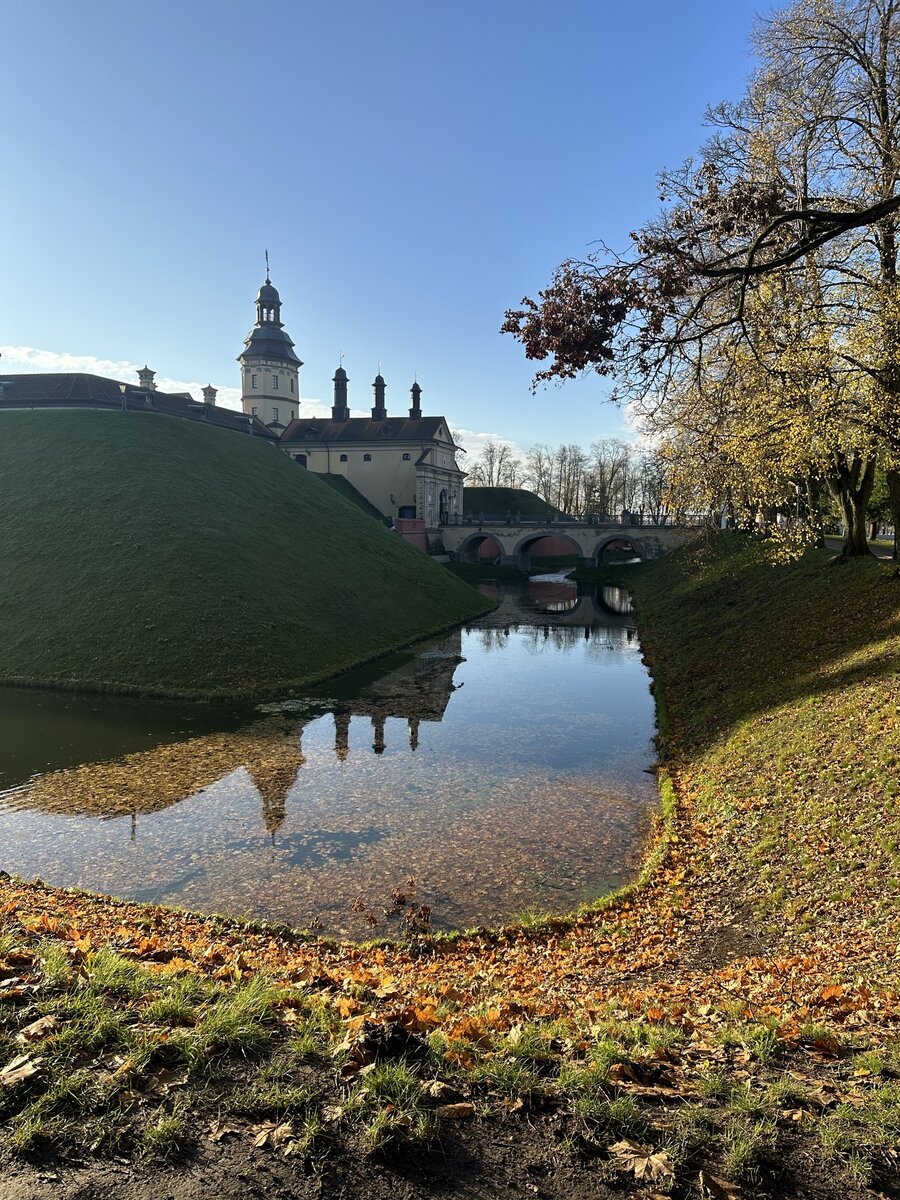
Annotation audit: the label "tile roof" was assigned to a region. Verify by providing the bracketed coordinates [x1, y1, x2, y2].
[279, 416, 450, 444]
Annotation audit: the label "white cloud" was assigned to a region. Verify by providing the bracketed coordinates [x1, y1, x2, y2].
[450, 426, 528, 462]
[620, 395, 662, 452]
[0, 345, 331, 415]
[0, 346, 585, 458]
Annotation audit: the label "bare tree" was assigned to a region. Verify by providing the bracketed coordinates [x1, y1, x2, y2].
[467, 440, 522, 488]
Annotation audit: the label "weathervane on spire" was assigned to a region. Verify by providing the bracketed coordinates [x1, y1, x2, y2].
[265, 249, 270, 283]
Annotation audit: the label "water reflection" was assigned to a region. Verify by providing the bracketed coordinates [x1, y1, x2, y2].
[0, 579, 657, 935]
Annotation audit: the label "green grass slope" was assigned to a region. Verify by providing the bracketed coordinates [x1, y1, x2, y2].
[620, 532, 900, 953]
[462, 487, 567, 518]
[0, 411, 492, 697]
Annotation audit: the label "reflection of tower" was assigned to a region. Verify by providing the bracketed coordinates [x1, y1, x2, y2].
[261, 788, 286, 837]
[249, 728, 304, 840]
[334, 709, 350, 762]
[408, 717, 420, 752]
[372, 714, 386, 755]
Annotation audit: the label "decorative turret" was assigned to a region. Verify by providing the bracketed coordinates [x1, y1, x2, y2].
[371, 373, 387, 420]
[137, 366, 157, 391]
[238, 258, 302, 427]
[332, 364, 350, 421]
[202, 383, 217, 406]
[409, 381, 422, 419]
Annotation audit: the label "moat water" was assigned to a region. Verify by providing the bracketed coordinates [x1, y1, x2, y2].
[0, 577, 657, 935]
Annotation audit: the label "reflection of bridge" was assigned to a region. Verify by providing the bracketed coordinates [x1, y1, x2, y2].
[468, 581, 637, 630]
[440, 521, 690, 568]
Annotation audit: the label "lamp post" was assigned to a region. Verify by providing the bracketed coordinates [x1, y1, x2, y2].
[119, 383, 128, 412]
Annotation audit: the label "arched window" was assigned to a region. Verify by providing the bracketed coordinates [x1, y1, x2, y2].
[295, 454, 307, 467]
[340, 453, 348, 462]
[363, 453, 372, 462]
[402, 453, 411, 461]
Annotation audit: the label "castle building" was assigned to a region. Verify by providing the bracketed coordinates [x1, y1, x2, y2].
[239, 274, 465, 528]
[0, 270, 465, 535]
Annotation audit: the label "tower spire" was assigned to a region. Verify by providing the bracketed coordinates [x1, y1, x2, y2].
[265, 249, 270, 283]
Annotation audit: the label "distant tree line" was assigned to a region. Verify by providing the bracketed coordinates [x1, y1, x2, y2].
[465, 438, 673, 523]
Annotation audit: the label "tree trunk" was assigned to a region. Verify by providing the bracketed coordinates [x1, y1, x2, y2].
[827, 453, 876, 558]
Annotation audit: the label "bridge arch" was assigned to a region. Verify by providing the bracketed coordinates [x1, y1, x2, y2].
[456, 531, 505, 564]
[512, 531, 583, 572]
[592, 535, 646, 565]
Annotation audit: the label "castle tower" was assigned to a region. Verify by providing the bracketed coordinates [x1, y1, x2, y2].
[238, 267, 302, 429]
[332, 364, 350, 421]
[137, 366, 157, 391]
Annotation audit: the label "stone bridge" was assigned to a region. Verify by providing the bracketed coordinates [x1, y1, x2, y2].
[439, 520, 692, 570]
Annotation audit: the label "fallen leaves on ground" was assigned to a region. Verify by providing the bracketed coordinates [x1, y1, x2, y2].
[0, 1054, 41, 1088]
[608, 1139, 674, 1182]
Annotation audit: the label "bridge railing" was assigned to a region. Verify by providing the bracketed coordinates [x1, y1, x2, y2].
[447, 512, 681, 528]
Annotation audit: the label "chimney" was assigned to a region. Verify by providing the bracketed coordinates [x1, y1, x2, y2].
[137, 365, 157, 391]
[371, 373, 387, 420]
[409, 381, 422, 419]
[202, 383, 217, 406]
[332, 365, 350, 421]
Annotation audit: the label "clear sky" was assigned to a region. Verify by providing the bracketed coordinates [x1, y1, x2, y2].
[1, 0, 763, 459]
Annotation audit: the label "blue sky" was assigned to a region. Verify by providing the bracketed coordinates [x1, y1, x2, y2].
[1, 0, 762, 458]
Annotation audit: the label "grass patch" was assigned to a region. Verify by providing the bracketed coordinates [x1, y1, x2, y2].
[462, 487, 569, 519]
[0, 410, 492, 697]
[345, 1062, 437, 1152]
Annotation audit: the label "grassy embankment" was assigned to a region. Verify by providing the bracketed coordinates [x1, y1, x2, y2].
[0, 410, 491, 698]
[1, 534, 899, 1195]
[462, 486, 568, 518]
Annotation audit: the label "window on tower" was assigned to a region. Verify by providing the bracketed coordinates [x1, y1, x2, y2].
[272, 408, 279, 422]
[251, 374, 258, 389]
[251, 406, 258, 416]
[290, 377, 294, 393]
[272, 374, 278, 389]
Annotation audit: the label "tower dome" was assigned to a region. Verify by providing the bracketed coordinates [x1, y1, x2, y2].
[239, 274, 302, 367]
